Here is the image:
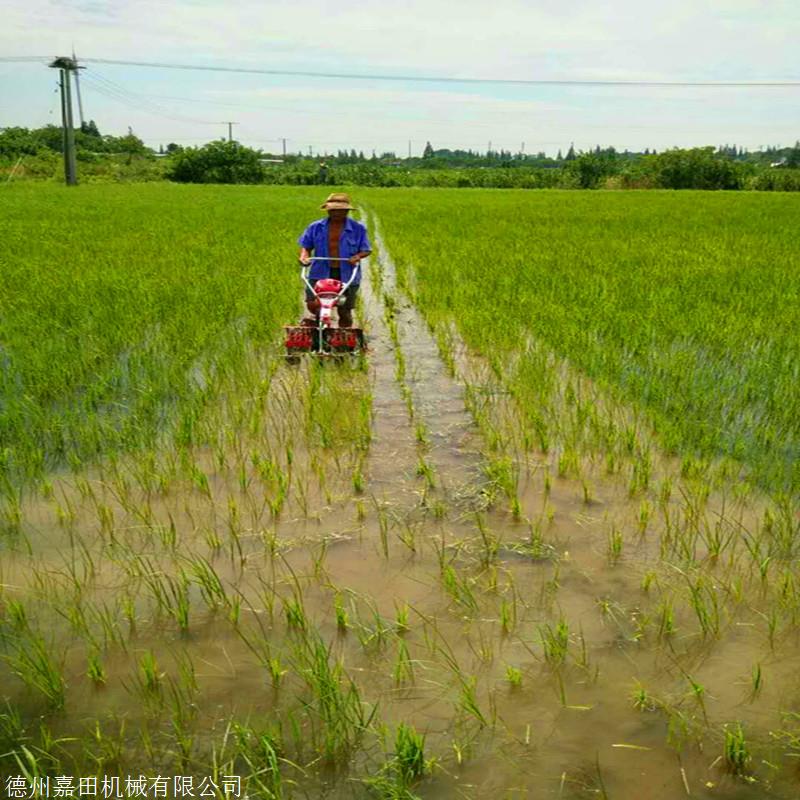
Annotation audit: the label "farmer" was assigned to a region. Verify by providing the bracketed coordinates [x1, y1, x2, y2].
[298, 192, 371, 328]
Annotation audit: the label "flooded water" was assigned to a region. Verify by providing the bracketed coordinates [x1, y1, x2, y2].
[1, 217, 798, 799]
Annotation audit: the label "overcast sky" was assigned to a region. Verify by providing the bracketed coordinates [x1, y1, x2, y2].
[1, 0, 798, 155]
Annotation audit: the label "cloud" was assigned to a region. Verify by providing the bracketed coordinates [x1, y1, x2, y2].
[2, 0, 797, 151]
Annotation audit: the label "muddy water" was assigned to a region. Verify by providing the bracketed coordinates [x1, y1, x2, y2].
[359, 214, 485, 508]
[1, 228, 798, 798]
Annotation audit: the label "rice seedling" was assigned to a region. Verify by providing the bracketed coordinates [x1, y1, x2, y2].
[138, 650, 163, 697]
[293, 631, 376, 765]
[540, 619, 570, 666]
[4, 184, 800, 797]
[394, 639, 415, 686]
[607, 525, 624, 564]
[723, 722, 751, 775]
[1, 611, 66, 711]
[505, 665, 522, 688]
[334, 592, 349, 632]
[87, 649, 106, 687]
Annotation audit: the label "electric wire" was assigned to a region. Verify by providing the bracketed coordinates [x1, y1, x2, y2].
[79, 57, 800, 88]
[2, 55, 797, 88]
[79, 71, 220, 126]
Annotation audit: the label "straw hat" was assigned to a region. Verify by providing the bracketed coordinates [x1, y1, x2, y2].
[321, 192, 355, 210]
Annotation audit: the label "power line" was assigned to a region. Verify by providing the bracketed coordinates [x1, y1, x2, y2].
[80, 71, 220, 125]
[60, 57, 800, 88]
[0, 56, 52, 62]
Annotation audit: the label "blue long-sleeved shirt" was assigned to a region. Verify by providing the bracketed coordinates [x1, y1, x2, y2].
[298, 217, 371, 285]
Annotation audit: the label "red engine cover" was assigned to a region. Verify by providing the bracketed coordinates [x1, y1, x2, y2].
[314, 278, 342, 295]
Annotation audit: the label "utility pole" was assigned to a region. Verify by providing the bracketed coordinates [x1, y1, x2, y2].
[72, 49, 85, 127]
[408, 140, 411, 159]
[49, 56, 79, 186]
[223, 121, 238, 142]
[281, 137, 287, 157]
[308, 145, 312, 157]
[488, 140, 492, 156]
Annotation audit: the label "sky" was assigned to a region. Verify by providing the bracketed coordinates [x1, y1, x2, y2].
[1, 0, 798, 156]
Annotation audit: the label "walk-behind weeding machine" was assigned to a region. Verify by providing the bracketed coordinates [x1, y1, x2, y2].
[284, 257, 367, 362]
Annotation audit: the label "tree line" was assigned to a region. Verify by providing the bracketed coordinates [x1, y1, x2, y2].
[2, 124, 799, 190]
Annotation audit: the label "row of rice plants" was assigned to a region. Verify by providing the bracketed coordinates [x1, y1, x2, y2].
[363, 188, 800, 499]
[0, 183, 323, 495]
[359, 188, 800, 794]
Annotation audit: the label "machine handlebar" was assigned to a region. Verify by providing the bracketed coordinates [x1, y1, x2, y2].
[300, 258, 362, 297]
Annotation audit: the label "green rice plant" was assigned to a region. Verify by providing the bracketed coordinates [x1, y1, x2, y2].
[164, 571, 191, 633]
[352, 461, 366, 493]
[334, 593, 349, 632]
[540, 618, 570, 666]
[395, 602, 410, 634]
[268, 656, 288, 689]
[607, 526, 623, 564]
[685, 574, 720, 637]
[355, 602, 394, 652]
[499, 597, 516, 634]
[187, 555, 227, 612]
[232, 722, 287, 798]
[458, 676, 489, 727]
[416, 456, 435, 489]
[367, 189, 800, 498]
[441, 563, 479, 613]
[1, 612, 66, 711]
[685, 675, 709, 724]
[293, 632, 376, 765]
[631, 682, 657, 712]
[657, 599, 676, 639]
[394, 639, 415, 686]
[138, 650, 163, 696]
[505, 665, 522, 688]
[393, 723, 427, 785]
[87, 649, 106, 687]
[723, 722, 751, 775]
[475, 513, 498, 568]
[749, 663, 763, 700]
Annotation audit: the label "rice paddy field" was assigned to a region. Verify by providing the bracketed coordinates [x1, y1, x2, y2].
[1, 182, 799, 799]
